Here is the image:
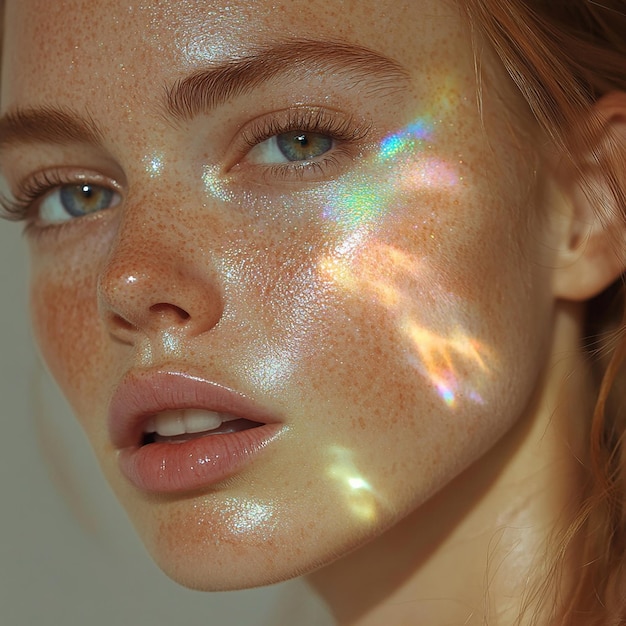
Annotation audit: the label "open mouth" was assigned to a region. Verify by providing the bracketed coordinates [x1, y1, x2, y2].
[109, 370, 282, 492]
[140, 409, 263, 445]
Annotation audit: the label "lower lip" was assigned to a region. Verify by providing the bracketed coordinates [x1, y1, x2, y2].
[118, 424, 281, 493]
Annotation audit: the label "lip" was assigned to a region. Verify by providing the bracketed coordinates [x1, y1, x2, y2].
[108, 370, 282, 493]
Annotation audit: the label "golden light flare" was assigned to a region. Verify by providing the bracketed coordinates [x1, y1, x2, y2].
[326, 446, 385, 523]
[318, 240, 496, 408]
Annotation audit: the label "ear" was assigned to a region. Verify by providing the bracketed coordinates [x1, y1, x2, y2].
[552, 92, 626, 302]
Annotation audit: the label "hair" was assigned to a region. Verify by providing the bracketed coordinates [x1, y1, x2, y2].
[461, 1, 626, 623]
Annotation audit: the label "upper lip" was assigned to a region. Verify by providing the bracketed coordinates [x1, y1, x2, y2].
[108, 369, 278, 449]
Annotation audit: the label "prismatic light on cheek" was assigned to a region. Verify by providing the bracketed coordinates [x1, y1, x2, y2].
[403, 322, 492, 407]
[322, 116, 458, 233]
[378, 119, 432, 161]
[318, 117, 495, 409]
[326, 446, 387, 523]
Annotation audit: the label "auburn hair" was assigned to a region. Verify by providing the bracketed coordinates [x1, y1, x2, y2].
[461, 1, 626, 623]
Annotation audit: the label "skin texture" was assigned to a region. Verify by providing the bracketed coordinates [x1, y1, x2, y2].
[1, 0, 614, 623]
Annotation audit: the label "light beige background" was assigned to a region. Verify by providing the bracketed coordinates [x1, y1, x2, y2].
[0, 224, 332, 626]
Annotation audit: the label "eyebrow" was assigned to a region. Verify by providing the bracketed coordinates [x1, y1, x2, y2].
[165, 39, 410, 120]
[0, 39, 409, 149]
[0, 106, 104, 149]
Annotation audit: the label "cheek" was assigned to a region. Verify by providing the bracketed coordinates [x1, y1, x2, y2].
[254, 190, 537, 416]
[256, 186, 551, 505]
[30, 263, 109, 433]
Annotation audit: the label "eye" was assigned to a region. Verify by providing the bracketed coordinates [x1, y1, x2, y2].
[228, 108, 372, 184]
[39, 183, 121, 224]
[246, 131, 334, 164]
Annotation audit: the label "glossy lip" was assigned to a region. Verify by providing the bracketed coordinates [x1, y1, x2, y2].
[108, 370, 283, 493]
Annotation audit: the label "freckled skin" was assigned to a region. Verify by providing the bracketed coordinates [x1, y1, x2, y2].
[2, 0, 573, 612]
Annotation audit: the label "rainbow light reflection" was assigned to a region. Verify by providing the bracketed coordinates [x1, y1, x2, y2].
[378, 119, 432, 162]
[319, 115, 494, 408]
[322, 116, 457, 232]
[319, 240, 494, 408]
[404, 322, 491, 407]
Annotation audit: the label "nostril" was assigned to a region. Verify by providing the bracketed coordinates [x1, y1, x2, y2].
[149, 302, 191, 322]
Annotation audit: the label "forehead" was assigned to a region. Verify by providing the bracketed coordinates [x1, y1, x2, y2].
[1, 0, 467, 110]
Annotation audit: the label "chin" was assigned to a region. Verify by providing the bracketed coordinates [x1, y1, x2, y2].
[119, 484, 388, 592]
[141, 525, 330, 592]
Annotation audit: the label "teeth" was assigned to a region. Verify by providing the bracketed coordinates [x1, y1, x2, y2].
[155, 411, 185, 436]
[145, 416, 156, 433]
[144, 410, 237, 436]
[183, 410, 224, 434]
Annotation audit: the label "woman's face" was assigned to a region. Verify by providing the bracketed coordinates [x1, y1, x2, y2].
[2, 0, 561, 588]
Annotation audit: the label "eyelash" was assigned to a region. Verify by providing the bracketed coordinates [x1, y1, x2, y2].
[236, 108, 371, 181]
[1, 170, 72, 225]
[0, 108, 372, 226]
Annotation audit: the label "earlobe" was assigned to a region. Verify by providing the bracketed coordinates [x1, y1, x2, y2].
[552, 92, 626, 302]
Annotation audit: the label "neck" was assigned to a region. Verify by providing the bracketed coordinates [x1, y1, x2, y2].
[307, 303, 590, 626]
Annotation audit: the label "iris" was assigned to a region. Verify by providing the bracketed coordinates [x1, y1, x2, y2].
[59, 184, 115, 217]
[276, 131, 333, 161]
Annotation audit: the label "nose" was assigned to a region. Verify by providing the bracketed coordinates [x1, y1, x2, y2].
[97, 210, 224, 345]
